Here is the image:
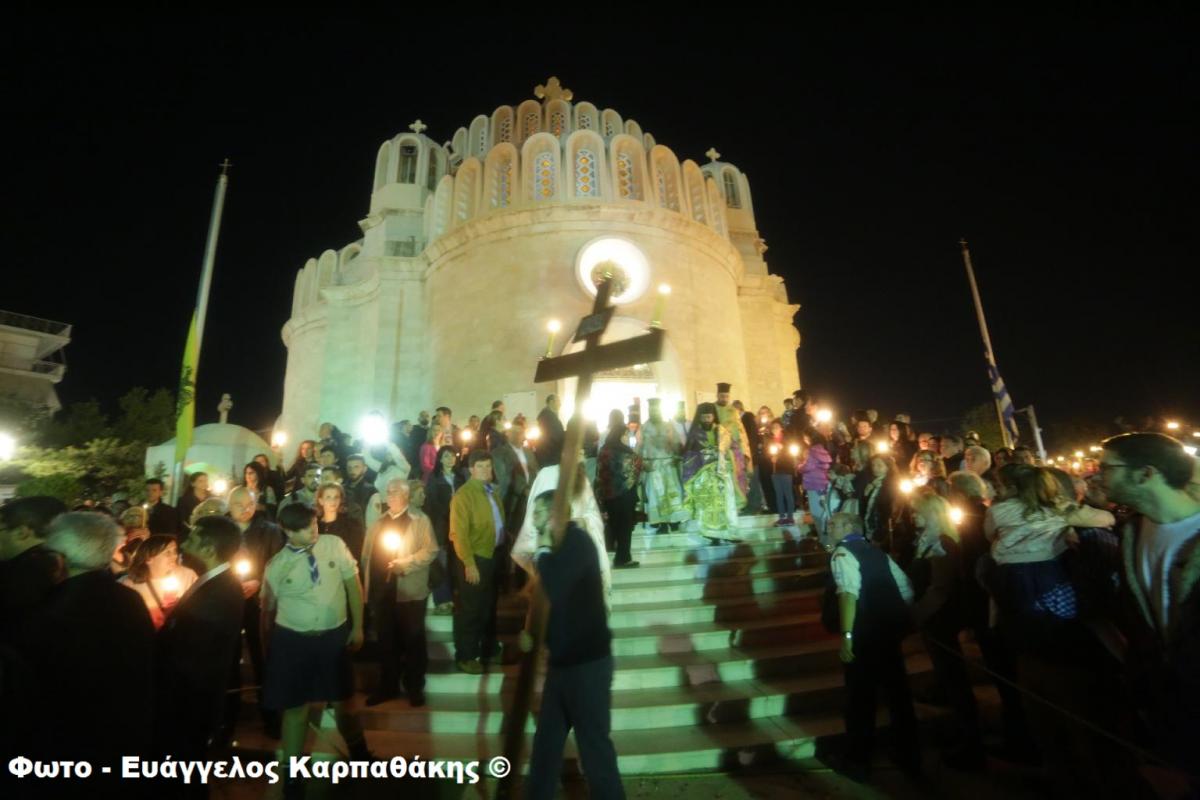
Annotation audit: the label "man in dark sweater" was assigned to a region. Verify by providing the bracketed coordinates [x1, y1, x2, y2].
[823, 511, 919, 782]
[526, 491, 622, 800]
[0, 496, 66, 646]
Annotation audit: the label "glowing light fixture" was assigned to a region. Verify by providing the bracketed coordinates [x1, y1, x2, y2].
[359, 411, 389, 446]
[271, 431, 288, 448]
[575, 238, 651, 305]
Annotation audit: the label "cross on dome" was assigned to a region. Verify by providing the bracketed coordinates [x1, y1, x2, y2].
[705, 148, 721, 163]
[534, 77, 573, 103]
[409, 120, 427, 135]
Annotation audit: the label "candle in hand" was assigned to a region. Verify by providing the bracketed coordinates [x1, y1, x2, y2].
[788, 444, 800, 457]
[383, 530, 402, 552]
[235, 559, 252, 578]
[949, 507, 965, 525]
[161, 574, 181, 603]
[899, 479, 914, 495]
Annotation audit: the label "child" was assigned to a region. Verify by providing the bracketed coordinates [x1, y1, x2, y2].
[261, 504, 371, 798]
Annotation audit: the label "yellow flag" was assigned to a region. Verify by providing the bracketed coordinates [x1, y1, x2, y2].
[173, 311, 200, 468]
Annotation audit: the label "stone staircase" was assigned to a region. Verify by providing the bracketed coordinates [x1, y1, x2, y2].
[233, 516, 950, 777]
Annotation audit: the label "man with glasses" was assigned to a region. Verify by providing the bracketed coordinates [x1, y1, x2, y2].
[1099, 432, 1200, 780]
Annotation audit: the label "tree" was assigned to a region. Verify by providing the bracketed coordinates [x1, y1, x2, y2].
[111, 387, 175, 446]
[42, 399, 109, 448]
[14, 437, 149, 500]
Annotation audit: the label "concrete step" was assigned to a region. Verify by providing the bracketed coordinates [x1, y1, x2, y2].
[365, 638, 847, 695]
[423, 586, 825, 635]
[609, 548, 827, 585]
[422, 611, 830, 660]
[608, 566, 826, 605]
[626, 535, 820, 566]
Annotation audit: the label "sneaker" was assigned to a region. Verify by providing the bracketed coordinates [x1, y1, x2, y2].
[774, 518, 788, 527]
[785, 515, 796, 526]
[456, 659, 483, 675]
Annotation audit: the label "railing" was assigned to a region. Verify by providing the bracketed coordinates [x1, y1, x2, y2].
[0, 310, 72, 338]
[0, 354, 66, 380]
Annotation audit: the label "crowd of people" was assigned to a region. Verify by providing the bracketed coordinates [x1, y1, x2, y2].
[1, 387, 1197, 798]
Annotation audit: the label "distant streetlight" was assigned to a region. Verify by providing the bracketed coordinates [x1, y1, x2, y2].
[1166, 421, 1180, 431]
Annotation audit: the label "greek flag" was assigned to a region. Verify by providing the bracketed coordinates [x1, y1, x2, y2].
[986, 353, 1020, 445]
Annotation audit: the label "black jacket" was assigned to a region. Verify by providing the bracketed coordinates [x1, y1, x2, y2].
[0, 544, 62, 646]
[424, 471, 461, 548]
[19, 570, 155, 765]
[236, 514, 284, 584]
[536, 406, 566, 467]
[155, 568, 244, 732]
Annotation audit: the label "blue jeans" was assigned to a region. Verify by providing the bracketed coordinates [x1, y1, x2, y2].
[772, 475, 795, 517]
[808, 489, 831, 538]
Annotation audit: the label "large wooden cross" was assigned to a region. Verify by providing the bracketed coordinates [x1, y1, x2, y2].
[498, 273, 664, 796]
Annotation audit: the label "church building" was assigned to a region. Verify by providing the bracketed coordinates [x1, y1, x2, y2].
[279, 78, 800, 436]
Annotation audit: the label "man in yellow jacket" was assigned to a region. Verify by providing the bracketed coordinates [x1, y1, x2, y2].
[449, 450, 505, 674]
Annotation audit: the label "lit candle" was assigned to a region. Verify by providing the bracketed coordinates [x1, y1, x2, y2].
[161, 574, 181, 603]
[760, 414, 769, 426]
[461, 429, 473, 444]
[383, 530, 402, 552]
[899, 479, 914, 495]
[271, 430, 288, 448]
[1184, 445, 1198, 456]
[876, 441, 890, 454]
[788, 444, 800, 457]
[503, 421, 512, 431]
[949, 507, 964, 525]
[769, 444, 780, 456]
[1166, 421, 1180, 430]
[525, 426, 541, 442]
[545, 319, 561, 358]
[235, 558, 252, 578]
[1073, 450, 1084, 459]
[651, 283, 671, 327]
[913, 475, 928, 487]
[1072, 461, 1082, 472]
[815, 409, 833, 424]
[212, 478, 229, 496]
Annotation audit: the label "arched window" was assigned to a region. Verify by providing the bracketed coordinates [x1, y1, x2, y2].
[426, 151, 439, 191]
[373, 142, 390, 191]
[683, 160, 708, 225]
[397, 144, 418, 184]
[649, 146, 682, 212]
[453, 158, 481, 224]
[532, 150, 556, 201]
[546, 99, 570, 138]
[723, 169, 741, 208]
[516, 100, 542, 147]
[484, 145, 519, 209]
[602, 109, 623, 139]
[706, 178, 728, 238]
[575, 149, 599, 197]
[617, 153, 638, 199]
[575, 102, 599, 132]
[491, 106, 514, 145]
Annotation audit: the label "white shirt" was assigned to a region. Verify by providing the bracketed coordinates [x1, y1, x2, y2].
[1136, 510, 1200, 632]
[830, 542, 914, 604]
[514, 448, 530, 480]
[265, 533, 359, 632]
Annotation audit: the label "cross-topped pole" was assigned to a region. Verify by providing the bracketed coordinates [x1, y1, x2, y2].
[498, 273, 664, 796]
[408, 119, 427, 135]
[705, 147, 721, 163]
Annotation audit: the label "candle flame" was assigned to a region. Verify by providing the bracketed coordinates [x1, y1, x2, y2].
[383, 531, 402, 552]
[161, 575, 181, 594]
[949, 507, 964, 525]
[899, 479, 914, 494]
[547, 319, 561, 333]
[235, 559, 252, 578]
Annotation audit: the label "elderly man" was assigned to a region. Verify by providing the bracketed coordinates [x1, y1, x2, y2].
[20, 513, 156, 782]
[361, 479, 438, 707]
[963, 445, 994, 499]
[223, 487, 284, 740]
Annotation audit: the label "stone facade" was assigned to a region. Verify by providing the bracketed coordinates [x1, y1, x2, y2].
[279, 82, 801, 439]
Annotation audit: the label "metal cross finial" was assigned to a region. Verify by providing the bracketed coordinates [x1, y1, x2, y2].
[705, 148, 721, 163]
[219, 158, 233, 175]
[409, 119, 427, 135]
[534, 77, 574, 103]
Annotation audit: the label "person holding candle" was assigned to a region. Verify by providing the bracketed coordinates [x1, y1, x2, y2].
[261, 504, 371, 795]
[222, 487, 284, 742]
[424, 445, 462, 614]
[120, 534, 199, 630]
[858, 455, 901, 550]
[798, 431, 834, 541]
[766, 420, 800, 527]
[362, 479, 438, 707]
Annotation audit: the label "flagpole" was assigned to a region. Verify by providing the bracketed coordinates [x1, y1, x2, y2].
[960, 239, 1014, 449]
[170, 160, 232, 503]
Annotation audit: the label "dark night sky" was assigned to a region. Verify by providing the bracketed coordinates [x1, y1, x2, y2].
[4, 13, 1197, 443]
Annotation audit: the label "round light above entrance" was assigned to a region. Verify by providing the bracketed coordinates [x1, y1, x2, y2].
[575, 237, 650, 305]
